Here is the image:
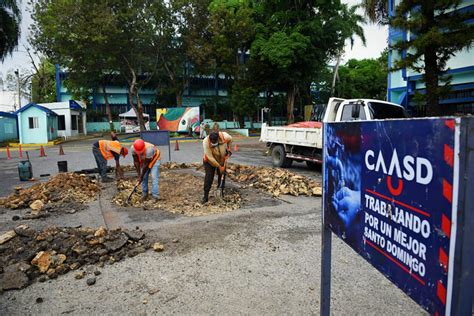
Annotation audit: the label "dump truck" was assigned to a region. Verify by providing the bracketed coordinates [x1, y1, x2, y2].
[260, 98, 407, 168]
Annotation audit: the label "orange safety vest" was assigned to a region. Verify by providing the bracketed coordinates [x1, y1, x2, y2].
[99, 140, 122, 160]
[203, 132, 230, 163]
[136, 142, 161, 168]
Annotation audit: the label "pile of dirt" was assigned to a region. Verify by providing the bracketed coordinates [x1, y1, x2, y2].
[0, 173, 100, 213]
[226, 164, 322, 197]
[0, 225, 152, 291]
[113, 170, 242, 216]
[140, 162, 321, 198]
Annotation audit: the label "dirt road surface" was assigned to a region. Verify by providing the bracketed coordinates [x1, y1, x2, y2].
[0, 136, 424, 315]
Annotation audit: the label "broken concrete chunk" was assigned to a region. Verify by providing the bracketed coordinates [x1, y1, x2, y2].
[94, 226, 107, 238]
[0, 270, 29, 290]
[153, 242, 164, 252]
[104, 233, 128, 252]
[29, 200, 44, 214]
[0, 230, 17, 245]
[124, 229, 145, 242]
[31, 251, 52, 273]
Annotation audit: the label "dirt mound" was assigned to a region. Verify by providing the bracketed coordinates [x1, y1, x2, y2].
[159, 162, 321, 197]
[0, 173, 100, 210]
[226, 164, 322, 197]
[113, 170, 242, 216]
[0, 225, 152, 291]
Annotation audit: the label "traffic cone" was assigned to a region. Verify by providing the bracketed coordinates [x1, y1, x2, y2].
[19, 145, 23, 158]
[59, 145, 65, 155]
[234, 144, 238, 152]
[40, 145, 47, 157]
[6, 145, 11, 160]
[174, 140, 180, 151]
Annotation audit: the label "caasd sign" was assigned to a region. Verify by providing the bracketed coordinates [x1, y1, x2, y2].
[323, 118, 462, 315]
[365, 149, 433, 196]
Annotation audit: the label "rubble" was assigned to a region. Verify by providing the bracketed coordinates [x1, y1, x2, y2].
[0, 173, 100, 212]
[225, 164, 322, 197]
[0, 225, 158, 291]
[113, 171, 242, 216]
[153, 242, 164, 252]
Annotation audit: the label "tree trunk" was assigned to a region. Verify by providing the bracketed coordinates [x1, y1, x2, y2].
[126, 61, 146, 131]
[102, 85, 114, 132]
[266, 90, 273, 126]
[238, 114, 245, 129]
[423, 4, 442, 117]
[287, 85, 297, 124]
[424, 50, 441, 116]
[331, 54, 342, 96]
[176, 93, 183, 107]
[136, 94, 146, 131]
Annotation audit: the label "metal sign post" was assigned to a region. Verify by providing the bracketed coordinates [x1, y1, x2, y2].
[320, 117, 473, 315]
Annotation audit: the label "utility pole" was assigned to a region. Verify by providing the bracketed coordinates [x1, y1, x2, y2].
[14, 69, 21, 108]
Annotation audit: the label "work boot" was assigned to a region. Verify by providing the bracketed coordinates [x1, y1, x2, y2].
[140, 194, 149, 202]
[153, 196, 163, 202]
[201, 195, 208, 204]
[101, 176, 114, 183]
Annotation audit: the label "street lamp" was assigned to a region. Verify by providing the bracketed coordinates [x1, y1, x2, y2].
[14, 69, 21, 108]
[261, 107, 270, 124]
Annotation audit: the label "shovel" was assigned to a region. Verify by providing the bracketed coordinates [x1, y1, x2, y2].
[126, 169, 150, 205]
[214, 154, 230, 202]
[215, 170, 226, 202]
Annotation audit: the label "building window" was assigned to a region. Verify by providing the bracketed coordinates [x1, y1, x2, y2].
[71, 115, 78, 130]
[58, 115, 66, 130]
[28, 117, 39, 129]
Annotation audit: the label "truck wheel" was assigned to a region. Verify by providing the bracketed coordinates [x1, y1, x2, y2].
[306, 161, 321, 170]
[272, 145, 292, 168]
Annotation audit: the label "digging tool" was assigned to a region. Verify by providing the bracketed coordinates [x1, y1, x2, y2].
[214, 152, 231, 201]
[126, 169, 150, 205]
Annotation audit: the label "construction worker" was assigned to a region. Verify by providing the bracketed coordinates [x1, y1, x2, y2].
[131, 139, 161, 201]
[202, 131, 232, 203]
[92, 140, 128, 182]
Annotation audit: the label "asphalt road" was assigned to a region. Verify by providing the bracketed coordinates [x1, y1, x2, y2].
[0, 136, 424, 315]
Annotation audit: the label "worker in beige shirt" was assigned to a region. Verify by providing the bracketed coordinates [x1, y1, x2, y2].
[202, 131, 232, 203]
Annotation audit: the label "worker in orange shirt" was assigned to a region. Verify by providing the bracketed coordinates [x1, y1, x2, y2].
[92, 140, 128, 182]
[202, 131, 232, 203]
[131, 139, 161, 202]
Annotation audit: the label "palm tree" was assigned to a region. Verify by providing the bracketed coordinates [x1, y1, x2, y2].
[361, 0, 389, 25]
[0, 0, 21, 61]
[331, 4, 366, 96]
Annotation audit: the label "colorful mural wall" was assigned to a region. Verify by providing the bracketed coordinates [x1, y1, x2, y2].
[156, 107, 200, 132]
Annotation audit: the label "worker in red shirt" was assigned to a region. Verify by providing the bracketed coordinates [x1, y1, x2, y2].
[92, 140, 128, 182]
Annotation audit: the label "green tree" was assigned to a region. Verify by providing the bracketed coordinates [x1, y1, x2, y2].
[361, 0, 388, 25]
[0, 0, 21, 61]
[391, 1, 474, 116]
[208, 0, 257, 124]
[251, 1, 366, 123]
[336, 54, 387, 100]
[31, 58, 56, 103]
[31, 0, 169, 131]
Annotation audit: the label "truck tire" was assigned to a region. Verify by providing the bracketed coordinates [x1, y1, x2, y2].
[272, 145, 292, 168]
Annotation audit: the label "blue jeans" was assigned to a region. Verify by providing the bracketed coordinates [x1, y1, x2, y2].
[142, 160, 160, 198]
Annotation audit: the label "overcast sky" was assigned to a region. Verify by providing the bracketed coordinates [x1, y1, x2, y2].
[0, 0, 388, 82]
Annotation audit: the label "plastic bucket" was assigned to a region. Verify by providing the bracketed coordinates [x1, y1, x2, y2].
[57, 161, 68, 173]
[18, 161, 33, 181]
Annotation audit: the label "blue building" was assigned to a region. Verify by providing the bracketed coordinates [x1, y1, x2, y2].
[55, 65, 229, 117]
[388, 0, 474, 114]
[0, 112, 18, 142]
[17, 103, 58, 144]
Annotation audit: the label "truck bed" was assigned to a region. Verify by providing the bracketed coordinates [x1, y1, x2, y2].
[259, 123, 323, 148]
